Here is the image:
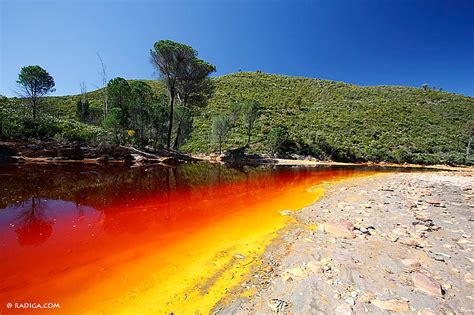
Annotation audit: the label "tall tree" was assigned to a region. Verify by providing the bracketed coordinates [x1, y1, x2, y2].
[107, 77, 131, 129]
[177, 59, 215, 107]
[150, 40, 215, 149]
[268, 126, 288, 156]
[240, 100, 261, 146]
[16, 65, 55, 121]
[150, 93, 169, 149]
[172, 105, 193, 150]
[129, 81, 154, 147]
[212, 115, 231, 154]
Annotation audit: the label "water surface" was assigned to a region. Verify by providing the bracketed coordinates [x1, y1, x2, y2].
[0, 163, 385, 314]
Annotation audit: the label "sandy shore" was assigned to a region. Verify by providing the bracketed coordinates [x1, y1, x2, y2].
[217, 171, 473, 314]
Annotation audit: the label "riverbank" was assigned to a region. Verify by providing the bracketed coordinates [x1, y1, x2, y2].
[217, 171, 474, 314]
[0, 140, 197, 165]
[195, 153, 473, 172]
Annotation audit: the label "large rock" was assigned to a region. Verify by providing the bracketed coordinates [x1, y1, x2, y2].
[412, 272, 444, 297]
[323, 221, 355, 239]
[371, 299, 410, 312]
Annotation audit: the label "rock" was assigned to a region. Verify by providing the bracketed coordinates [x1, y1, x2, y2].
[335, 303, 353, 315]
[323, 221, 355, 239]
[307, 261, 323, 274]
[344, 297, 355, 305]
[282, 267, 306, 281]
[418, 308, 436, 315]
[268, 299, 289, 313]
[415, 214, 432, 222]
[401, 258, 421, 268]
[234, 253, 245, 260]
[371, 299, 409, 312]
[412, 272, 444, 297]
[425, 198, 441, 205]
[407, 200, 417, 208]
[464, 272, 474, 284]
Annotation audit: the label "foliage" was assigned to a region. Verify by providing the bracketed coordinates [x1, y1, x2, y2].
[4, 71, 474, 165]
[0, 98, 107, 142]
[267, 126, 289, 156]
[150, 40, 215, 148]
[212, 115, 231, 154]
[76, 98, 90, 122]
[184, 72, 473, 165]
[240, 99, 261, 146]
[16, 65, 55, 120]
[129, 81, 155, 146]
[172, 105, 193, 150]
[102, 107, 123, 144]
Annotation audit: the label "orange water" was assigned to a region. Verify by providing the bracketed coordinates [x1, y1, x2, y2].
[0, 164, 380, 314]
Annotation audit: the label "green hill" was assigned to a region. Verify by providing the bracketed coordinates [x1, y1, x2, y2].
[2, 72, 473, 165]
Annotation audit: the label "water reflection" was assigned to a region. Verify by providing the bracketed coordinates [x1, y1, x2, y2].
[14, 197, 54, 246]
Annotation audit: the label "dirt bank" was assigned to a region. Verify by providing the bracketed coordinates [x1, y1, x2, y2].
[217, 171, 473, 314]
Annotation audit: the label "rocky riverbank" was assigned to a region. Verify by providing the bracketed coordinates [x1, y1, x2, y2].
[218, 171, 473, 314]
[0, 140, 198, 165]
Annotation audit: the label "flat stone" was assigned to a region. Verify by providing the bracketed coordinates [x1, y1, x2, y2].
[401, 258, 421, 268]
[371, 299, 410, 312]
[418, 308, 436, 315]
[412, 272, 444, 297]
[323, 221, 355, 239]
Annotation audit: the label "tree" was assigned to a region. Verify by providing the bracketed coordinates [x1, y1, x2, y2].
[172, 105, 193, 150]
[421, 83, 429, 91]
[16, 65, 55, 121]
[107, 77, 131, 129]
[268, 126, 288, 156]
[229, 101, 242, 127]
[240, 100, 261, 146]
[150, 40, 215, 149]
[212, 115, 231, 154]
[150, 93, 169, 149]
[177, 59, 216, 107]
[102, 107, 123, 144]
[129, 81, 154, 147]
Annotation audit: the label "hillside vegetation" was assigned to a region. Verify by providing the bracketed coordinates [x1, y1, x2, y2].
[2, 72, 473, 165]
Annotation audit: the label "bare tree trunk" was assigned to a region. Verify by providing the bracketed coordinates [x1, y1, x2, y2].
[247, 127, 251, 146]
[173, 122, 181, 150]
[97, 53, 108, 119]
[167, 92, 175, 149]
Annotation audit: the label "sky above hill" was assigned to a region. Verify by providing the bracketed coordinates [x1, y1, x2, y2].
[1, 0, 473, 97]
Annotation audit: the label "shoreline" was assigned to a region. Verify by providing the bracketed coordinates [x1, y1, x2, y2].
[1, 140, 472, 171]
[216, 171, 474, 314]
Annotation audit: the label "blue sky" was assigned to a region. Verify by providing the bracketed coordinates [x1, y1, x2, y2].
[1, 0, 473, 97]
